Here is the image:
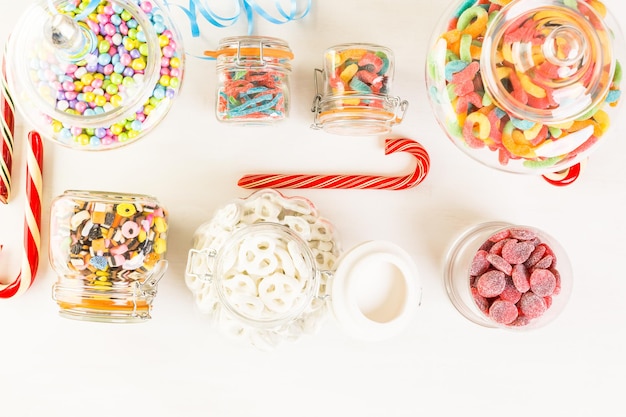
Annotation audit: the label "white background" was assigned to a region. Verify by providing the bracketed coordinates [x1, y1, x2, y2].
[1, 0, 625, 416]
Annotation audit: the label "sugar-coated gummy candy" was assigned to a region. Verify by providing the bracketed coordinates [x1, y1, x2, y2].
[489, 300, 519, 325]
[476, 270, 506, 298]
[468, 226, 564, 327]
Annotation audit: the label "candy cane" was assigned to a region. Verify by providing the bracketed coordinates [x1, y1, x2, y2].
[1, 49, 14, 204]
[0, 131, 44, 298]
[238, 138, 430, 190]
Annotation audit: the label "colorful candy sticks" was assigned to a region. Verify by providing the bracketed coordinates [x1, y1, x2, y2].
[1, 51, 14, 204]
[0, 131, 44, 298]
[238, 138, 430, 190]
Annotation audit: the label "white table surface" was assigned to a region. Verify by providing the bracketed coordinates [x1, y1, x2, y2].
[1, 1, 625, 416]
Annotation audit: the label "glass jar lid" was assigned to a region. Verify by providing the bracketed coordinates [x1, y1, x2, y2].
[5, 0, 184, 149]
[481, 0, 615, 124]
[206, 36, 294, 67]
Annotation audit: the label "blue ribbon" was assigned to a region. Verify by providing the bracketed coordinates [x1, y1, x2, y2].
[163, 0, 311, 42]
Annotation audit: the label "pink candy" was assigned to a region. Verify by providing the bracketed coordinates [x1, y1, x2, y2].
[469, 227, 563, 327]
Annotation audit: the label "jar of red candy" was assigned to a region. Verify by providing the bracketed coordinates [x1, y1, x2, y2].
[185, 189, 422, 349]
[49, 190, 169, 322]
[208, 36, 292, 124]
[426, 0, 624, 174]
[444, 222, 573, 329]
[4, 0, 184, 150]
[312, 43, 409, 135]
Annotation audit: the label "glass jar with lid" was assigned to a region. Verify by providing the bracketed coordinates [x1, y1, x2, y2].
[426, 0, 624, 175]
[206, 36, 293, 124]
[4, 0, 184, 150]
[185, 189, 422, 349]
[311, 43, 409, 135]
[49, 190, 169, 322]
[444, 221, 573, 329]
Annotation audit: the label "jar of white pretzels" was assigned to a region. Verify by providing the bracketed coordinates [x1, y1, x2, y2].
[185, 189, 422, 349]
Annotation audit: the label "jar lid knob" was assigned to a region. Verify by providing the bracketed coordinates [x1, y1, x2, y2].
[44, 13, 96, 62]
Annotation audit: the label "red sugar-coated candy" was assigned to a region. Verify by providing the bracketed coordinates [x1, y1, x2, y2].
[489, 229, 511, 243]
[486, 253, 513, 275]
[551, 268, 562, 296]
[519, 292, 547, 319]
[502, 240, 535, 264]
[512, 263, 531, 293]
[534, 254, 554, 269]
[470, 249, 491, 276]
[524, 244, 547, 268]
[472, 287, 489, 314]
[500, 278, 522, 304]
[476, 270, 506, 298]
[489, 300, 519, 324]
[529, 268, 556, 297]
[489, 237, 512, 255]
[509, 228, 536, 240]
[509, 315, 531, 327]
[544, 296, 553, 309]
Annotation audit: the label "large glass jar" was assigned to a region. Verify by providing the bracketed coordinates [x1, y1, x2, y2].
[4, 0, 184, 150]
[426, 0, 624, 174]
[209, 36, 292, 124]
[185, 189, 422, 349]
[444, 222, 573, 329]
[49, 190, 169, 322]
[312, 43, 409, 135]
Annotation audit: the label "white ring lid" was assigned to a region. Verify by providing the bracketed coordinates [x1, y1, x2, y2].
[330, 241, 422, 341]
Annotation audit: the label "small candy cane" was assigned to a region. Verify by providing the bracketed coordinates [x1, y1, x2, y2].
[1, 48, 15, 204]
[0, 131, 44, 298]
[238, 138, 430, 190]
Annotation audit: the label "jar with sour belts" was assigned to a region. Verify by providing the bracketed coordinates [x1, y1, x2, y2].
[206, 36, 293, 124]
[49, 191, 169, 322]
[311, 43, 409, 135]
[444, 221, 573, 329]
[4, 0, 184, 150]
[426, 0, 624, 175]
[185, 189, 422, 350]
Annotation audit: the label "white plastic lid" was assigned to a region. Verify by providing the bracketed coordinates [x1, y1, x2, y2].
[330, 241, 422, 341]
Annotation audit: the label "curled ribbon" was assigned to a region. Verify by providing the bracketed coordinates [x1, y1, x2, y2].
[163, 0, 311, 45]
[238, 138, 430, 190]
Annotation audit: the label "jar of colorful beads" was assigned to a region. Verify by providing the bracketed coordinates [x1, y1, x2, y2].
[311, 43, 408, 135]
[49, 190, 169, 322]
[426, 0, 624, 175]
[207, 36, 292, 124]
[4, 0, 184, 150]
[444, 221, 573, 329]
[185, 189, 422, 349]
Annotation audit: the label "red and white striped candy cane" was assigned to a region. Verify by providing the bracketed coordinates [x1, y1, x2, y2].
[238, 138, 430, 190]
[1, 49, 15, 204]
[0, 131, 44, 298]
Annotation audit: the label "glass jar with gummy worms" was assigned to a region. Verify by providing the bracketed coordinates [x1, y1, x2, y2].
[425, 0, 625, 174]
[49, 190, 169, 322]
[444, 221, 573, 330]
[311, 43, 409, 135]
[206, 36, 293, 124]
[185, 189, 422, 350]
[4, 0, 184, 150]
